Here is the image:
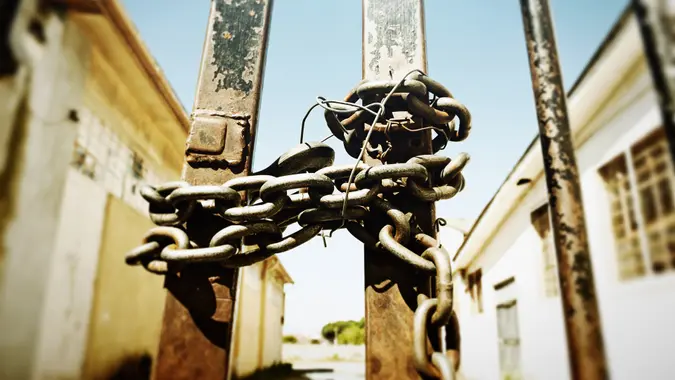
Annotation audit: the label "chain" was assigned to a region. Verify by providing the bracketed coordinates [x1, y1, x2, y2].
[125, 72, 470, 379]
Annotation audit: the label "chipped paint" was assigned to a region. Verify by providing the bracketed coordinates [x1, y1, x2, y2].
[519, 0, 608, 378]
[154, 0, 272, 378]
[211, 0, 266, 94]
[361, 1, 434, 379]
[363, 0, 425, 80]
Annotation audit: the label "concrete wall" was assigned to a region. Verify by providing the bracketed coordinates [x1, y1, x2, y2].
[0, 9, 88, 379]
[82, 195, 166, 380]
[232, 261, 290, 378]
[1, 4, 290, 379]
[32, 170, 107, 379]
[261, 276, 284, 368]
[0, 5, 187, 378]
[234, 263, 264, 377]
[451, 45, 675, 379]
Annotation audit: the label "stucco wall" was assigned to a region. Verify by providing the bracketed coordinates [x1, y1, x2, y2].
[233, 264, 264, 377]
[82, 195, 166, 380]
[32, 170, 107, 379]
[261, 277, 284, 368]
[0, 11, 88, 379]
[232, 262, 289, 378]
[451, 46, 675, 380]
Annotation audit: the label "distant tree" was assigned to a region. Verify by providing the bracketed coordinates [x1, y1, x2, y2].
[337, 324, 365, 345]
[282, 335, 298, 344]
[310, 339, 321, 345]
[320, 318, 365, 345]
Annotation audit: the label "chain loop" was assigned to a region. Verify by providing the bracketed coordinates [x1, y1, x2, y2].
[259, 173, 334, 202]
[413, 297, 457, 380]
[431, 353, 456, 380]
[222, 224, 322, 268]
[354, 163, 428, 188]
[421, 246, 453, 326]
[142, 182, 197, 226]
[413, 298, 441, 378]
[126, 74, 470, 378]
[125, 227, 190, 274]
[378, 225, 436, 274]
[325, 72, 472, 159]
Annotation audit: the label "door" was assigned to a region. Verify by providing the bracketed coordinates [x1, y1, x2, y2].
[496, 300, 522, 380]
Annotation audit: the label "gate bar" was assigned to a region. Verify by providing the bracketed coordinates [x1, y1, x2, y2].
[518, 0, 608, 379]
[632, 0, 675, 168]
[361, 1, 434, 379]
[152, 1, 272, 379]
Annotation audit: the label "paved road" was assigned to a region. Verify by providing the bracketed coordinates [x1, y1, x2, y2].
[284, 362, 365, 380]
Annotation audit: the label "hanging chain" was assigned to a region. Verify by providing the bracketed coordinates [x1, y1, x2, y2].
[125, 71, 469, 379]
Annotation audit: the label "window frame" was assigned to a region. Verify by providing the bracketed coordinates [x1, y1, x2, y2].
[466, 268, 484, 314]
[530, 202, 559, 297]
[598, 126, 675, 280]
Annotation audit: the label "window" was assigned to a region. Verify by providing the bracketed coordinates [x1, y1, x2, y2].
[70, 108, 166, 214]
[530, 203, 559, 297]
[466, 269, 483, 313]
[599, 128, 675, 279]
[496, 300, 522, 380]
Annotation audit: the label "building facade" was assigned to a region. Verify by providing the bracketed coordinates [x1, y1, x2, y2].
[232, 256, 293, 379]
[0, 1, 291, 379]
[448, 6, 675, 380]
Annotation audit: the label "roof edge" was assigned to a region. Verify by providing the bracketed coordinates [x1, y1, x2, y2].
[73, 0, 191, 132]
[268, 255, 294, 285]
[453, 3, 634, 263]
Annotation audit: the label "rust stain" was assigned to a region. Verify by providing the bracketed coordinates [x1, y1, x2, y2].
[520, 0, 608, 378]
[0, 97, 28, 273]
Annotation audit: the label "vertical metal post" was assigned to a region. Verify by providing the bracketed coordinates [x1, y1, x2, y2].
[362, 1, 433, 379]
[518, 0, 608, 379]
[632, 0, 675, 167]
[152, 1, 272, 379]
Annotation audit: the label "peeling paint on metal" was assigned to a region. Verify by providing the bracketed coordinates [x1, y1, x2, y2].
[211, 0, 266, 94]
[520, 0, 608, 378]
[364, 0, 422, 79]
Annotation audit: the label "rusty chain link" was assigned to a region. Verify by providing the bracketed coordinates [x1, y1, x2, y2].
[323, 71, 472, 161]
[126, 72, 468, 379]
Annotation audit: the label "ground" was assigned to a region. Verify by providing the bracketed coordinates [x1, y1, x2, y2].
[236, 344, 366, 379]
[283, 361, 365, 380]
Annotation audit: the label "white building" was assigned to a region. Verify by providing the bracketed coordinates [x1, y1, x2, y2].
[448, 6, 675, 380]
[0, 1, 293, 378]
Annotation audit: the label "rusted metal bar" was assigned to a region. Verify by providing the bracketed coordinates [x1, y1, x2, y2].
[152, 1, 272, 379]
[632, 0, 675, 169]
[518, 0, 608, 379]
[361, 1, 434, 379]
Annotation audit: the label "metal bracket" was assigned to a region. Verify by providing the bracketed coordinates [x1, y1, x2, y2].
[185, 111, 250, 168]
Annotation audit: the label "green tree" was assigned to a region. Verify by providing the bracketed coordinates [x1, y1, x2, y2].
[321, 318, 365, 345]
[282, 335, 297, 344]
[337, 324, 365, 345]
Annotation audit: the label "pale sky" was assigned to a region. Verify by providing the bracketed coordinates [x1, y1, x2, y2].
[122, 0, 628, 337]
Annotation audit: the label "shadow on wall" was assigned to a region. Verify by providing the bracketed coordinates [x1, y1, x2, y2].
[105, 353, 152, 380]
[233, 363, 334, 380]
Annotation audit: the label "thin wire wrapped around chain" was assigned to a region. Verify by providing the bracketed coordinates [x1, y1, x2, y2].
[126, 72, 468, 379]
[126, 142, 468, 275]
[321, 71, 472, 161]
